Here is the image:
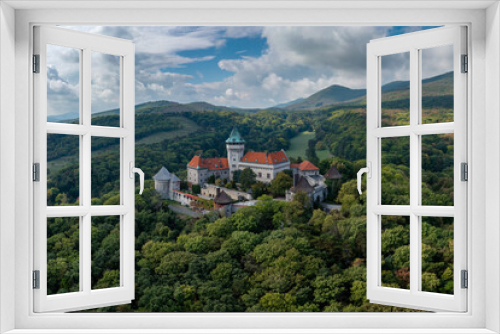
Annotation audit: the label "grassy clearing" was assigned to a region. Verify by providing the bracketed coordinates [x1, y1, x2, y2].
[48, 155, 79, 175]
[287, 131, 333, 160]
[317, 149, 333, 160]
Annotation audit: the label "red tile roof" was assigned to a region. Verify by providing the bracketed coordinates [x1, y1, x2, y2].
[173, 189, 199, 200]
[188, 156, 229, 170]
[291, 160, 319, 171]
[241, 150, 288, 164]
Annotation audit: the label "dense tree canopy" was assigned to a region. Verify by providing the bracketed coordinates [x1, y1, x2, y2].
[46, 88, 454, 312]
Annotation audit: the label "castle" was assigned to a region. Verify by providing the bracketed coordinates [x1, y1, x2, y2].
[187, 127, 291, 185]
[154, 127, 332, 207]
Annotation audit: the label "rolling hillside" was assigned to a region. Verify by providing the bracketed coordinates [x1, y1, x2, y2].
[284, 85, 366, 111]
[282, 71, 452, 111]
[50, 71, 453, 124]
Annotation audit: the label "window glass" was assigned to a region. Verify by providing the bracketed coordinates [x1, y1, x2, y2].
[421, 217, 454, 294]
[421, 45, 454, 124]
[381, 216, 410, 289]
[47, 217, 80, 295]
[91, 52, 121, 127]
[91, 137, 121, 205]
[47, 134, 80, 206]
[46, 45, 80, 124]
[381, 137, 410, 205]
[381, 52, 410, 127]
[422, 134, 454, 206]
[91, 216, 121, 289]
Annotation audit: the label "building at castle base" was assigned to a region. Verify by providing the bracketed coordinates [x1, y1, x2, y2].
[187, 127, 290, 186]
[201, 183, 252, 202]
[287, 160, 328, 203]
[153, 166, 181, 199]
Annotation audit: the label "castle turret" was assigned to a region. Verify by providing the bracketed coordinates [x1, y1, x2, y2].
[153, 166, 172, 199]
[226, 127, 245, 181]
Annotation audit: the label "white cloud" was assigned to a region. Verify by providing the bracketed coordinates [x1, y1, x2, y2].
[46, 45, 80, 117]
[198, 26, 392, 107]
[57, 26, 445, 110]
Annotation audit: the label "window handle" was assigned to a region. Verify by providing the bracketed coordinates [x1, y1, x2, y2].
[129, 162, 144, 195]
[357, 162, 371, 195]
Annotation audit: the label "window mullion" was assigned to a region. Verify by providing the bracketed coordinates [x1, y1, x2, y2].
[82, 47, 92, 294]
[409, 47, 421, 295]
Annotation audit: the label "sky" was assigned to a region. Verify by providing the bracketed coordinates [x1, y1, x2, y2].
[46, 25, 451, 117]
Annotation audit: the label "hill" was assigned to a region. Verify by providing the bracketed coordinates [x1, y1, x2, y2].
[284, 85, 366, 111]
[284, 71, 453, 111]
[273, 98, 305, 108]
[50, 71, 453, 123]
[55, 100, 259, 123]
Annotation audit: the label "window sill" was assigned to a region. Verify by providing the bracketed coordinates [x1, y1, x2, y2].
[4, 329, 498, 334]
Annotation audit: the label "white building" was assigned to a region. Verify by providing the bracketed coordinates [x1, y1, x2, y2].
[201, 184, 252, 201]
[186, 157, 230, 185]
[171, 190, 198, 207]
[287, 161, 328, 203]
[187, 127, 291, 185]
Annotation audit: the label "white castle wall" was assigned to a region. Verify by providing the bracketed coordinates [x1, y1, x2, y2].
[238, 161, 290, 183]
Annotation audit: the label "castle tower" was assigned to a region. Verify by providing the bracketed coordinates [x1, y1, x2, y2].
[226, 127, 245, 181]
[153, 166, 172, 199]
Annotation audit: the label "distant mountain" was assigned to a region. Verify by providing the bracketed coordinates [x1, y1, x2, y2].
[284, 85, 366, 111]
[283, 71, 453, 111]
[52, 71, 453, 122]
[47, 112, 80, 123]
[273, 98, 305, 108]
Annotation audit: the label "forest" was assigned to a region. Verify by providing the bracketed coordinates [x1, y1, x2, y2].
[45, 72, 455, 312]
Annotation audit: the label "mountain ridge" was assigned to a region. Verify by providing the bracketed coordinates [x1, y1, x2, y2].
[49, 71, 453, 122]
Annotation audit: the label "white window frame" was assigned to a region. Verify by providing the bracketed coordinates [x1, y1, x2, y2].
[0, 1, 498, 333]
[366, 26, 467, 312]
[32, 25, 136, 313]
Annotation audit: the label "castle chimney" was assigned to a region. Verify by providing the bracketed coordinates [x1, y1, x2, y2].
[216, 186, 221, 196]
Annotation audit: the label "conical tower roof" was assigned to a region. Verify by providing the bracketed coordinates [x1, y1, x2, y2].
[214, 190, 233, 205]
[325, 165, 342, 179]
[153, 166, 171, 181]
[290, 176, 315, 193]
[226, 127, 245, 144]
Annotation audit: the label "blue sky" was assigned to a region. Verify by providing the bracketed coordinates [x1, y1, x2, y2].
[47, 26, 448, 116]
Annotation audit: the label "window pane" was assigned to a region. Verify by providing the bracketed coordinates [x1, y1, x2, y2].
[421, 45, 454, 124]
[381, 215, 410, 289]
[91, 52, 121, 127]
[91, 216, 120, 290]
[421, 134, 454, 206]
[381, 52, 410, 127]
[381, 137, 410, 205]
[47, 134, 80, 206]
[91, 137, 120, 205]
[421, 217, 454, 294]
[46, 44, 80, 124]
[47, 217, 80, 295]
